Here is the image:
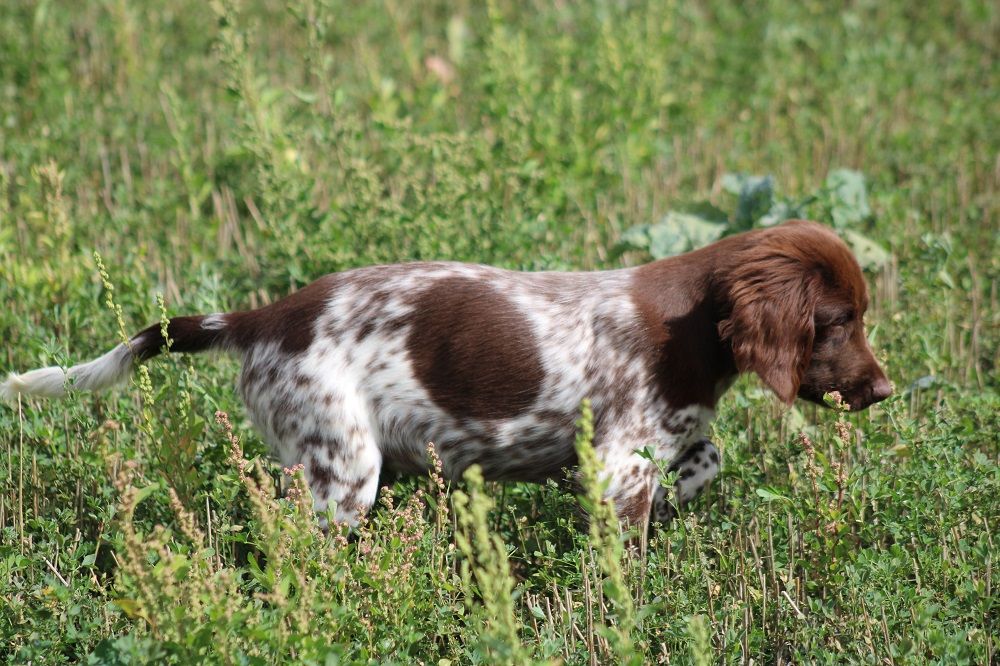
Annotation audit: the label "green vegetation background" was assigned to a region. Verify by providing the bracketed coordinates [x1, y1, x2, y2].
[0, 0, 996, 663]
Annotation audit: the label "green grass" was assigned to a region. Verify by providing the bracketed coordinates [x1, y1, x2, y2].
[1, 0, 997, 663]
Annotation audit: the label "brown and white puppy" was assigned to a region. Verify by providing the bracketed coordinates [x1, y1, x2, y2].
[1, 220, 891, 528]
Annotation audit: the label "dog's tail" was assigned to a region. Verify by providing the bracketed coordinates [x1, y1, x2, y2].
[1, 314, 231, 402]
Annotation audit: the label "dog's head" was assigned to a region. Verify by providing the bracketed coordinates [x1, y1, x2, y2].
[717, 220, 891, 411]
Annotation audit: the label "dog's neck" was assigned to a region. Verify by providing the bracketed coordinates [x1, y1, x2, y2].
[631, 252, 740, 409]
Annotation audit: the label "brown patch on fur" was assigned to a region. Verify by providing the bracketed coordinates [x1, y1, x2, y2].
[406, 277, 544, 420]
[632, 253, 737, 408]
[614, 484, 652, 526]
[356, 320, 376, 342]
[716, 237, 823, 404]
[227, 275, 338, 354]
[308, 454, 334, 488]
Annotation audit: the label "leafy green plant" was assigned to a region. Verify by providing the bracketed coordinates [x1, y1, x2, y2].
[617, 168, 892, 270]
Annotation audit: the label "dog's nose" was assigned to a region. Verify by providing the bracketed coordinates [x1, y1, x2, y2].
[869, 376, 892, 404]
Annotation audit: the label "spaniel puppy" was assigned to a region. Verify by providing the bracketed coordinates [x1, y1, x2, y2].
[2, 220, 891, 528]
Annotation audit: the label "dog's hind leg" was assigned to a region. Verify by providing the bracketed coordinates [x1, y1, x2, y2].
[303, 437, 382, 528]
[295, 389, 383, 528]
[241, 353, 383, 528]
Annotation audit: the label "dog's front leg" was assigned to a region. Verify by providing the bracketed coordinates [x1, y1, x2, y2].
[650, 437, 721, 525]
[592, 439, 659, 538]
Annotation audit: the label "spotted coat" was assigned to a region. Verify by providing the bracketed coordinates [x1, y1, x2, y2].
[233, 262, 719, 526]
[2, 220, 892, 531]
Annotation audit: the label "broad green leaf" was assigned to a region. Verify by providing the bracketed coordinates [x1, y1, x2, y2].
[755, 488, 792, 503]
[646, 211, 727, 258]
[825, 169, 872, 228]
[678, 201, 730, 225]
[723, 173, 775, 198]
[614, 210, 726, 258]
[843, 229, 891, 271]
[723, 174, 774, 231]
[721, 173, 775, 230]
[616, 224, 653, 252]
[759, 200, 802, 227]
[132, 482, 162, 507]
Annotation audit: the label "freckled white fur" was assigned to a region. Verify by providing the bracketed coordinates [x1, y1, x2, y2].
[5, 261, 720, 527]
[674, 449, 720, 503]
[651, 439, 721, 523]
[231, 263, 720, 525]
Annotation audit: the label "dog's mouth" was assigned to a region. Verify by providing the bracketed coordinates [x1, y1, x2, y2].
[798, 385, 888, 412]
[798, 384, 851, 409]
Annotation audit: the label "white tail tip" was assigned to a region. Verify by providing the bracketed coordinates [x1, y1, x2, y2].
[1, 368, 69, 402]
[1, 344, 133, 404]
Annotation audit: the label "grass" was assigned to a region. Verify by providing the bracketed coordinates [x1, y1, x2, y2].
[1, 0, 997, 663]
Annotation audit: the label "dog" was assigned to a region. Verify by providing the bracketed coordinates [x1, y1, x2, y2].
[2, 220, 891, 528]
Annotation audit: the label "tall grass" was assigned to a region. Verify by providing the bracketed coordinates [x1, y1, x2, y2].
[1, 0, 997, 663]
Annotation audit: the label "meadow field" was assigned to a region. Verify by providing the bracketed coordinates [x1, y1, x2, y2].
[1, 0, 997, 663]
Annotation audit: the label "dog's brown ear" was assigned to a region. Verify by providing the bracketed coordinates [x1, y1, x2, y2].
[718, 253, 819, 404]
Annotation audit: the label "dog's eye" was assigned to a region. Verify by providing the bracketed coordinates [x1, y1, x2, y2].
[830, 311, 854, 327]
[815, 310, 853, 329]
[814, 312, 853, 345]
[816, 325, 849, 347]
